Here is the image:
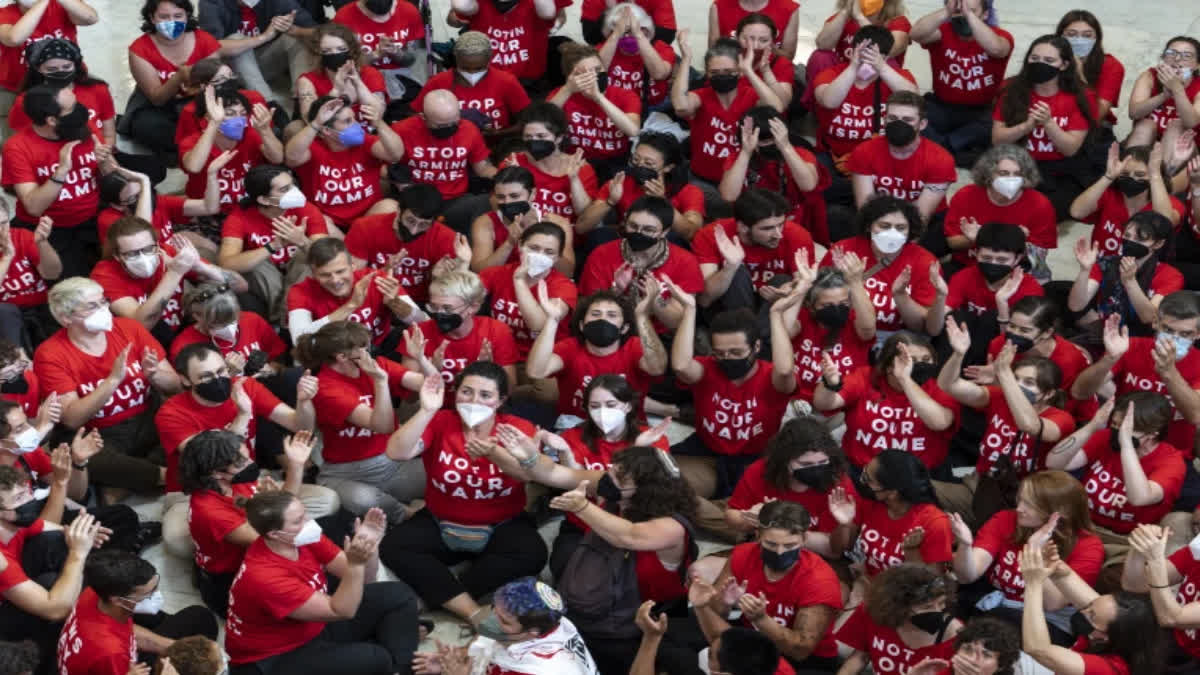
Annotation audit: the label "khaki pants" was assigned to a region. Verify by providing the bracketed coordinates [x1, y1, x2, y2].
[677, 455, 740, 543]
[245, 257, 309, 324]
[228, 33, 318, 104]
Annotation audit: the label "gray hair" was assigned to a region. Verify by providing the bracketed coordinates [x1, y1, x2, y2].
[429, 270, 486, 306]
[971, 143, 1041, 188]
[183, 283, 239, 330]
[603, 3, 653, 37]
[48, 277, 103, 326]
[806, 268, 848, 307]
[704, 39, 741, 70]
[454, 31, 492, 60]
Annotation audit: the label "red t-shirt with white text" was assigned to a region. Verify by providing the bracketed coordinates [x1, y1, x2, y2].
[727, 459, 856, 535]
[839, 367, 961, 469]
[836, 604, 955, 673]
[393, 115, 490, 200]
[692, 357, 790, 457]
[480, 264, 577, 358]
[57, 588, 135, 675]
[420, 410, 531, 525]
[974, 385, 1075, 478]
[550, 337, 649, 419]
[854, 495, 952, 576]
[221, 202, 329, 269]
[413, 68, 531, 131]
[815, 64, 918, 158]
[991, 88, 1091, 161]
[403, 317, 519, 408]
[923, 22, 1013, 106]
[973, 509, 1103, 603]
[1079, 430, 1185, 533]
[294, 135, 385, 226]
[550, 86, 642, 160]
[820, 237, 938, 333]
[729, 542, 842, 658]
[345, 216, 458, 303]
[332, 1, 425, 71]
[1, 130, 99, 226]
[845, 135, 957, 212]
[944, 184, 1057, 266]
[286, 268, 400, 344]
[0, 228, 46, 307]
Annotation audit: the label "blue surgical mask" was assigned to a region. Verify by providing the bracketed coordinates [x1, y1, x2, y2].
[1160, 331, 1193, 361]
[337, 122, 365, 147]
[155, 20, 187, 40]
[218, 117, 247, 141]
[1066, 36, 1096, 58]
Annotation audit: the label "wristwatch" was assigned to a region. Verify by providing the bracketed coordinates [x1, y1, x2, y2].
[822, 376, 843, 392]
[264, 242, 277, 254]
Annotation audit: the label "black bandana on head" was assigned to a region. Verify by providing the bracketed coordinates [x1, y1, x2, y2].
[27, 38, 82, 71]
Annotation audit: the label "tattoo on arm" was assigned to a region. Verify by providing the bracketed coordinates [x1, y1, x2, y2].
[1050, 435, 1079, 455]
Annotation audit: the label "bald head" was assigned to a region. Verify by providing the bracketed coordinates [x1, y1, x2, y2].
[423, 90, 461, 128]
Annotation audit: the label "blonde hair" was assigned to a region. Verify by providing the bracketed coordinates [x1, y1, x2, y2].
[48, 277, 104, 326]
[429, 270, 486, 306]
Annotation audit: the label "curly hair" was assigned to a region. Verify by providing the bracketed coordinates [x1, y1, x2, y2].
[0, 640, 40, 675]
[162, 636, 221, 675]
[998, 35, 1095, 130]
[178, 430, 244, 495]
[855, 195, 924, 243]
[313, 23, 365, 69]
[572, 291, 633, 343]
[762, 416, 847, 490]
[866, 564, 953, 628]
[970, 144, 1041, 189]
[956, 617, 1020, 675]
[613, 446, 697, 523]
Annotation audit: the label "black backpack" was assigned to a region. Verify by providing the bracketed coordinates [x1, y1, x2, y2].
[559, 513, 697, 640]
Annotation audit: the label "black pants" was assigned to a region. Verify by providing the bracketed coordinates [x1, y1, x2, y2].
[378, 509, 547, 608]
[20, 304, 58, 352]
[922, 94, 992, 158]
[17, 219, 98, 281]
[917, 211, 949, 260]
[255, 366, 305, 468]
[126, 103, 182, 155]
[230, 581, 419, 675]
[549, 519, 585, 582]
[92, 412, 166, 493]
[0, 303, 25, 352]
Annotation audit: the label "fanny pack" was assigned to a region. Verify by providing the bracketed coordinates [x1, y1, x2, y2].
[436, 518, 497, 554]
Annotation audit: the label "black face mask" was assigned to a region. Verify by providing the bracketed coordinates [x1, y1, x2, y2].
[526, 139, 557, 160]
[1121, 239, 1151, 259]
[855, 475, 881, 500]
[396, 221, 427, 242]
[792, 464, 836, 491]
[492, 0, 520, 13]
[431, 312, 464, 333]
[364, 0, 394, 14]
[596, 473, 624, 503]
[595, 72, 608, 93]
[760, 546, 801, 572]
[498, 201, 531, 221]
[884, 119, 918, 146]
[1113, 176, 1149, 197]
[1026, 61, 1061, 84]
[1069, 611, 1095, 639]
[6, 498, 42, 528]
[1005, 332, 1035, 353]
[910, 611, 947, 635]
[911, 361, 938, 385]
[948, 15, 972, 37]
[43, 70, 75, 87]
[626, 164, 658, 185]
[978, 261, 1012, 284]
[194, 376, 232, 403]
[813, 304, 851, 329]
[321, 51, 352, 71]
[230, 462, 260, 484]
[581, 320, 621, 347]
[429, 123, 459, 139]
[622, 230, 658, 252]
[55, 103, 89, 141]
[716, 355, 756, 380]
[758, 144, 783, 160]
[709, 74, 740, 94]
[0, 377, 29, 395]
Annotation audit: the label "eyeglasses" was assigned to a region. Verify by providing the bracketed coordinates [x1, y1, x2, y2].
[74, 298, 109, 316]
[1164, 49, 1198, 62]
[117, 244, 157, 262]
[625, 224, 662, 237]
[190, 285, 231, 305]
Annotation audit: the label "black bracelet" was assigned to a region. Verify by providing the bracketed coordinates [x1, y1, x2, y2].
[49, 175, 66, 184]
[72, 460, 88, 470]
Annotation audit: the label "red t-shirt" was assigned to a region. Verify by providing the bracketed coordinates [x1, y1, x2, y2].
[1091, 53, 1126, 125]
[313, 362, 409, 464]
[986, 334, 1092, 393]
[33, 318, 164, 429]
[344, 215, 457, 303]
[403, 318, 519, 408]
[692, 218, 814, 290]
[836, 604, 955, 673]
[719, 145, 830, 229]
[57, 588, 135, 675]
[1, 130, 99, 227]
[0, 227, 46, 307]
[127, 30, 221, 86]
[691, 356, 789, 457]
[729, 543, 842, 658]
[190, 482, 257, 574]
[90, 245, 186, 331]
[221, 202, 329, 269]
[790, 306, 873, 402]
[457, 0, 566, 81]
[550, 337, 649, 419]
[974, 385, 1075, 478]
[1086, 187, 1186, 256]
[169, 310, 286, 362]
[820, 237, 938, 333]
[579, 240, 704, 297]
[974, 509, 1104, 603]
[155, 377, 279, 491]
[1079, 430, 1185, 533]
[294, 134, 385, 227]
[845, 135, 957, 212]
[728, 459, 856, 535]
[1167, 544, 1200, 658]
[174, 88, 268, 149]
[1146, 69, 1200, 135]
[1110, 337, 1200, 450]
[393, 115, 490, 200]
[594, 177, 706, 222]
[332, 1, 425, 71]
[815, 64, 919, 158]
[10, 81, 114, 138]
[714, 0, 797, 49]
[178, 127, 266, 211]
[0, 0, 77, 91]
[944, 184, 1057, 266]
[226, 536, 342, 664]
[98, 195, 188, 245]
[991, 88, 1091, 161]
[1087, 260, 1184, 302]
[687, 85, 760, 182]
[561, 425, 669, 472]
[924, 23, 1013, 106]
[607, 41, 675, 107]
[855, 495, 952, 576]
[287, 268, 399, 344]
[828, 13, 913, 65]
[480, 264, 577, 359]
[499, 152, 598, 223]
[839, 367, 961, 469]
[550, 86, 642, 160]
[413, 68, 531, 131]
[580, 0, 675, 29]
[946, 264, 1045, 317]
[420, 410, 531, 525]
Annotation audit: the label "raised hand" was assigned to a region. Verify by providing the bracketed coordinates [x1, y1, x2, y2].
[634, 416, 672, 447]
[606, 171, 625, 205]
[929, 263, 949, 297]
[902, 526, 926, 550]
[993, 266, 1022, 304]
[564, 149, 586, 178]
[108, 345, 131, 384]
[1117, 400, 1136, 452]
[403, 326, 428, 359]
[56, 140, 80, 177]
[1102, 314, 1129, 359]
[713, 226, 745, 267]
[1128, 523, 1169, 561]
[660, 275, 695, 309]
[737, 591, 768, 620]
[635, 274, 661, 316]
[1074, 236, 1099, 270]
[1028, 512, 1060, 550]
[635, 599, 668, 636]
[495, 423, 538, 462]
[686, 571, 716, 608]
[231, 376, 251, 414]
[224, 351, 246, 376]
[891, 265, 912, 296]
[355, 351, 387, 381]
[271, 215, 309, 247]
[1091, 395, 1115, 427]
[355, 507, 387, 545]
[959, 216, 981, 242]
[793, 249, 817, 288]
[719, 576, 748, 607]
[993, 341, 1016, 373]
[348, 271, 375, 309]
[139, 346, 160, 378]
[314, 97, 343, 126]
[166, 236, 200, 274]
[1153, 333, 1179, 375]
[834, 249, 866, 285]
[419, 374, 444, 411]
[479, 338, 493, 363]
[1018, 543, 1051, 584]
[945, 317, 970, 355]
[33, 215, 53, 244]
[36, 391, 61, 429]
[65, 511, 101, 555]
[891, 343, 914, 381]
[676, 28, 692, 62]
[70, 427, 104, 464]
[283, 429, 316, 466]
[549, 480, 590, 513]
[948, 512, 973, 545]
[51, 443, 71, 485]
[739, 116, 758, 153]
[344, 525, 380, 565]
[204, 85, 225, 123]
[296, 369, 318, 402]
[819, 351, 840, 386]
[828, 486, 856, 525]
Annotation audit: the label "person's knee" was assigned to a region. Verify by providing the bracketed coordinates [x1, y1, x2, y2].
[298, 484, 341, 519]
[162, 502, 194, 560]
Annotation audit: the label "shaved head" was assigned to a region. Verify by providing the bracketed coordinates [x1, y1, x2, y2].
[423, 89, 461, 127]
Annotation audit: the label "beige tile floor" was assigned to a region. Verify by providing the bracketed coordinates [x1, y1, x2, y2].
[66, 0, 1199, 649]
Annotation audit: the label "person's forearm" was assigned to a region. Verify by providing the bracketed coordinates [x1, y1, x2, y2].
[330, 563, 366, 618]
[283, 455, 305, 495]
[575, 201, 612, 234]
[969, 17, 1010, 57]
[637, 311, 669, 375]
[284, 124, 319, 166]
[1049, 566, 1100, 608]
[1121, 549, 1150, 591]
[133, 271, 186, 328]
[1069, 175, 1111, 219]
[651, 299, 684, 332]
[769, 309, 795, 378]
[35, 241, 61, 279]
[671, 305, 698, 375]
[62, 381, 119, 428]
[46, 551, 86, 618]
[182, 125, 221, 174]
[718, 151, 752, 202]
[0, 255, 13, 285]
[699, 262, 740, 307]
[374, 123, 406, 163]
[1044, 417, 1101, 468]
[525, 319, 559, 379]
[909, 8, 947, 43]
[593, 96, 640, 138]
[1066, 268, 1096, 312]
[1174, 90, 1200, 128]
[753, 614, 814, 663]
[848, 282, 875, 340]
[816, 67, 856, 110]
[993, 119, 1035, 145]
[1162, 366, 1200, 425]
[997, 369, 1043, 433]
[744, 69, 784, 112]
[1042, 121, 1084, 156]
[1120, 278, 1155, 325]
[218, 32, 275, 58]
[259, 129, 284, 164]
[368, 380, 395, 434]
[1150, 174, 1177, 222]
[670, 54, 697, 118]
[954, 544, 984, 582]
[1146, 555, 1190, 627]
[829, 523, 858, 557]
[630, 634, 662, 675]
[1070, 355, 1116, 399]
[814, 10, 848, 50]
[57, 0, 98, 24]
[878, 63, 918, 93]
[900, 378, 952, 429]
[0, 0, 49, 47]
[639, 40, 671, 80]
[937, 349, 965, 394]
[1130, 91, 1168, 121]
[512, 279, 547, 331]
[695, 601, 732, 643]
[1022, 577, 1054, 657]
[568, 175, 592, 214]
[780, 146, 819, 192]
[41, 479, 67, 524]
[386, 408, 435, 460]
[923, 293, 948, 336]
[22, 176, 68, 217]
[1119, 445, 1160, 506]
[221, 246, 273, 273]
[894, 289, 929, 331]
[67, 468, 88, 502]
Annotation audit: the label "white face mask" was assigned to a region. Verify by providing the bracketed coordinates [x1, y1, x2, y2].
[589, 407, 626, 435]
[123, 252, 160, 279]
[1180, 67, 1195, 84]
[871, 228, 907, 254]
[212, 323, 239, 344]
[130, 590, 164, 615]
[991, 175, 1024, 200]
[456, 402, 495, 428]
[523, 249, 555, 277]
[10, 427, 40, 455]
[277, 186, 308, 210]
[17, 0, 36, 8]
[461, 70, 487, 86]
[242, 0, 261, 7]
[289, 519, 322, 547]
[83, 306, 114, 333]
[1188, 530, 1200, 560]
